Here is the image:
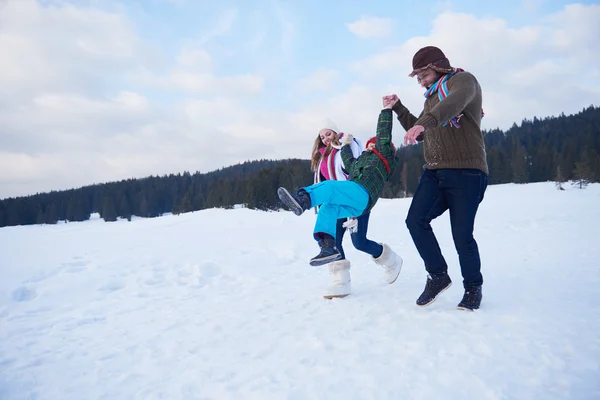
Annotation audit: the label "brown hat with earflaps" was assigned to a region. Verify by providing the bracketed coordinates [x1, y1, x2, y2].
[409, 46, 454, 77]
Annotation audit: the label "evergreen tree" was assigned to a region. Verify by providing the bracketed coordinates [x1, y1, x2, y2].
[400, 160, 408, 198]
[572, 149, 596, 189]
[45, 203, 58, 224]
[512, 144, 529, 184]
[174, 189, 194, 215]
[118, 194, 132, 221]
[101, 196, 118, 222]
[36, 208, 46, 225]
[138, 194, 150, 218]
[66, 197, 89, 222]
[0, 201, 6, 227]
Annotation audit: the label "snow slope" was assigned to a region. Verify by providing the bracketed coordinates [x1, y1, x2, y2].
[1, 182, 599, 399]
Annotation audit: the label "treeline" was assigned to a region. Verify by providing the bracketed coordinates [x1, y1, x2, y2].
[0, 159, 313, 227]
[1, 105, 599, 227]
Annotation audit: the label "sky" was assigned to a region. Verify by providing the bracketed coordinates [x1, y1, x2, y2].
[1, 0, 599, 199]
[1, 181, 599, 399]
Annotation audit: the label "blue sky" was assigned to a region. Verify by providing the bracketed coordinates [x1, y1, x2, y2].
[0, 0, 599, 198]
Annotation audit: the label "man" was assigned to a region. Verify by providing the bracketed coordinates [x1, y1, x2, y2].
[277, 101, 403, 288]
[384, 46, 488, 311]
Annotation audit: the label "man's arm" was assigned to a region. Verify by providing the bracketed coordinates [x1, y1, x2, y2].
[392, 102, 420, 131]
[414, 72, 478, 130]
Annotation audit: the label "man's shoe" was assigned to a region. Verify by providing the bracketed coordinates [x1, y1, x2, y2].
[457, 286, 482, 311]
[416, 273, 452, 306]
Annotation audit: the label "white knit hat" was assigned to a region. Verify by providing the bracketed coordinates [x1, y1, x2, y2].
[318, 118, 338, 134]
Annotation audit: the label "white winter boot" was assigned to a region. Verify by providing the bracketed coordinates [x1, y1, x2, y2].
[372, 243, 403, 284]
[323, 259, 351, 299]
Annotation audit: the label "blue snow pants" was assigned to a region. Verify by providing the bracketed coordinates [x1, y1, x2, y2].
[302, 180, 369, 241]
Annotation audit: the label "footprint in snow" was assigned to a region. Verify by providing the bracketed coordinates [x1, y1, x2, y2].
[22, 257, 91, 286]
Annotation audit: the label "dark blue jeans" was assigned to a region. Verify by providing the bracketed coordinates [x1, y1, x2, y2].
[336, 212, 383, 259]
[405, 168, 488, 288]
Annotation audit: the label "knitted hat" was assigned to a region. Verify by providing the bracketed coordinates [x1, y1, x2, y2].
[409, 46, 453, 77]
[318, 118, 338, 135]
[366, 136, 377, 148]
[366, 136, 396, 151]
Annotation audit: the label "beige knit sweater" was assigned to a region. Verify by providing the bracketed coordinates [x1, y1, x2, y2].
[393, 71, 489, 174]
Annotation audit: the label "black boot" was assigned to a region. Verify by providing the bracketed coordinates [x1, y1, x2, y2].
[457, 286, 482, 311]
[277, 187, 311, 216]
[310, 234, 342, 266]
[416, 273, 452, 306]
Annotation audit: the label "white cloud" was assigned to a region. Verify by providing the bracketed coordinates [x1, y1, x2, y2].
[142, 70, 265, 94]
[346, 16, 393, 39]
[32, 91, 149, 115]
[0, 152, 64, 183]
[0, 0, 151, 102]
[546, 4, 600, 58]
[0, 1, 264, 197]
[0, 91, 153, 164]
[136, 11, 266, 95]
[176, 48, 212, 70]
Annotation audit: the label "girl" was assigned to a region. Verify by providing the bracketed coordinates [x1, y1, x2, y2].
[308, 121, 401, 299]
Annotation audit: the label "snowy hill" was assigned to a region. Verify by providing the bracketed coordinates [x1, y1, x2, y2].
[1, 182, 599, 400]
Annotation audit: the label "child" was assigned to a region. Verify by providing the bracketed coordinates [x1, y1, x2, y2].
[310, 123, 365, 298]
[278, 98, 403, 284]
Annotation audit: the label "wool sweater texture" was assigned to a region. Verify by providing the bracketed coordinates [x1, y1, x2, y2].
[393, 71, 488, 174]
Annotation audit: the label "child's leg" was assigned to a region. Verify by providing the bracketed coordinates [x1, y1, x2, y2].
[304, 181, 368, 215]
[335, 218, 347, 259]
[309, 181, 369, 240]
[350, 212, 383, 257]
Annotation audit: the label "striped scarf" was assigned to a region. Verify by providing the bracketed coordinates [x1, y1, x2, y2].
[424, 68, 484, 128]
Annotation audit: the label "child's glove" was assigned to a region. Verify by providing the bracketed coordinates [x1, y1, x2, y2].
[342, 217, 358, 233]
[340, 133, 354, 147]
[331, 133, 353, 150]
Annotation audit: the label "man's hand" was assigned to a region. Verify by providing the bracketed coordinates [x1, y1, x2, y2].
[382, 94, 399, 109]
[404, 125, 425, 146]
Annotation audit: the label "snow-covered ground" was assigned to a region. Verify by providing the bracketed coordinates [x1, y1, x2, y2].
[1, 182, 599, 400]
